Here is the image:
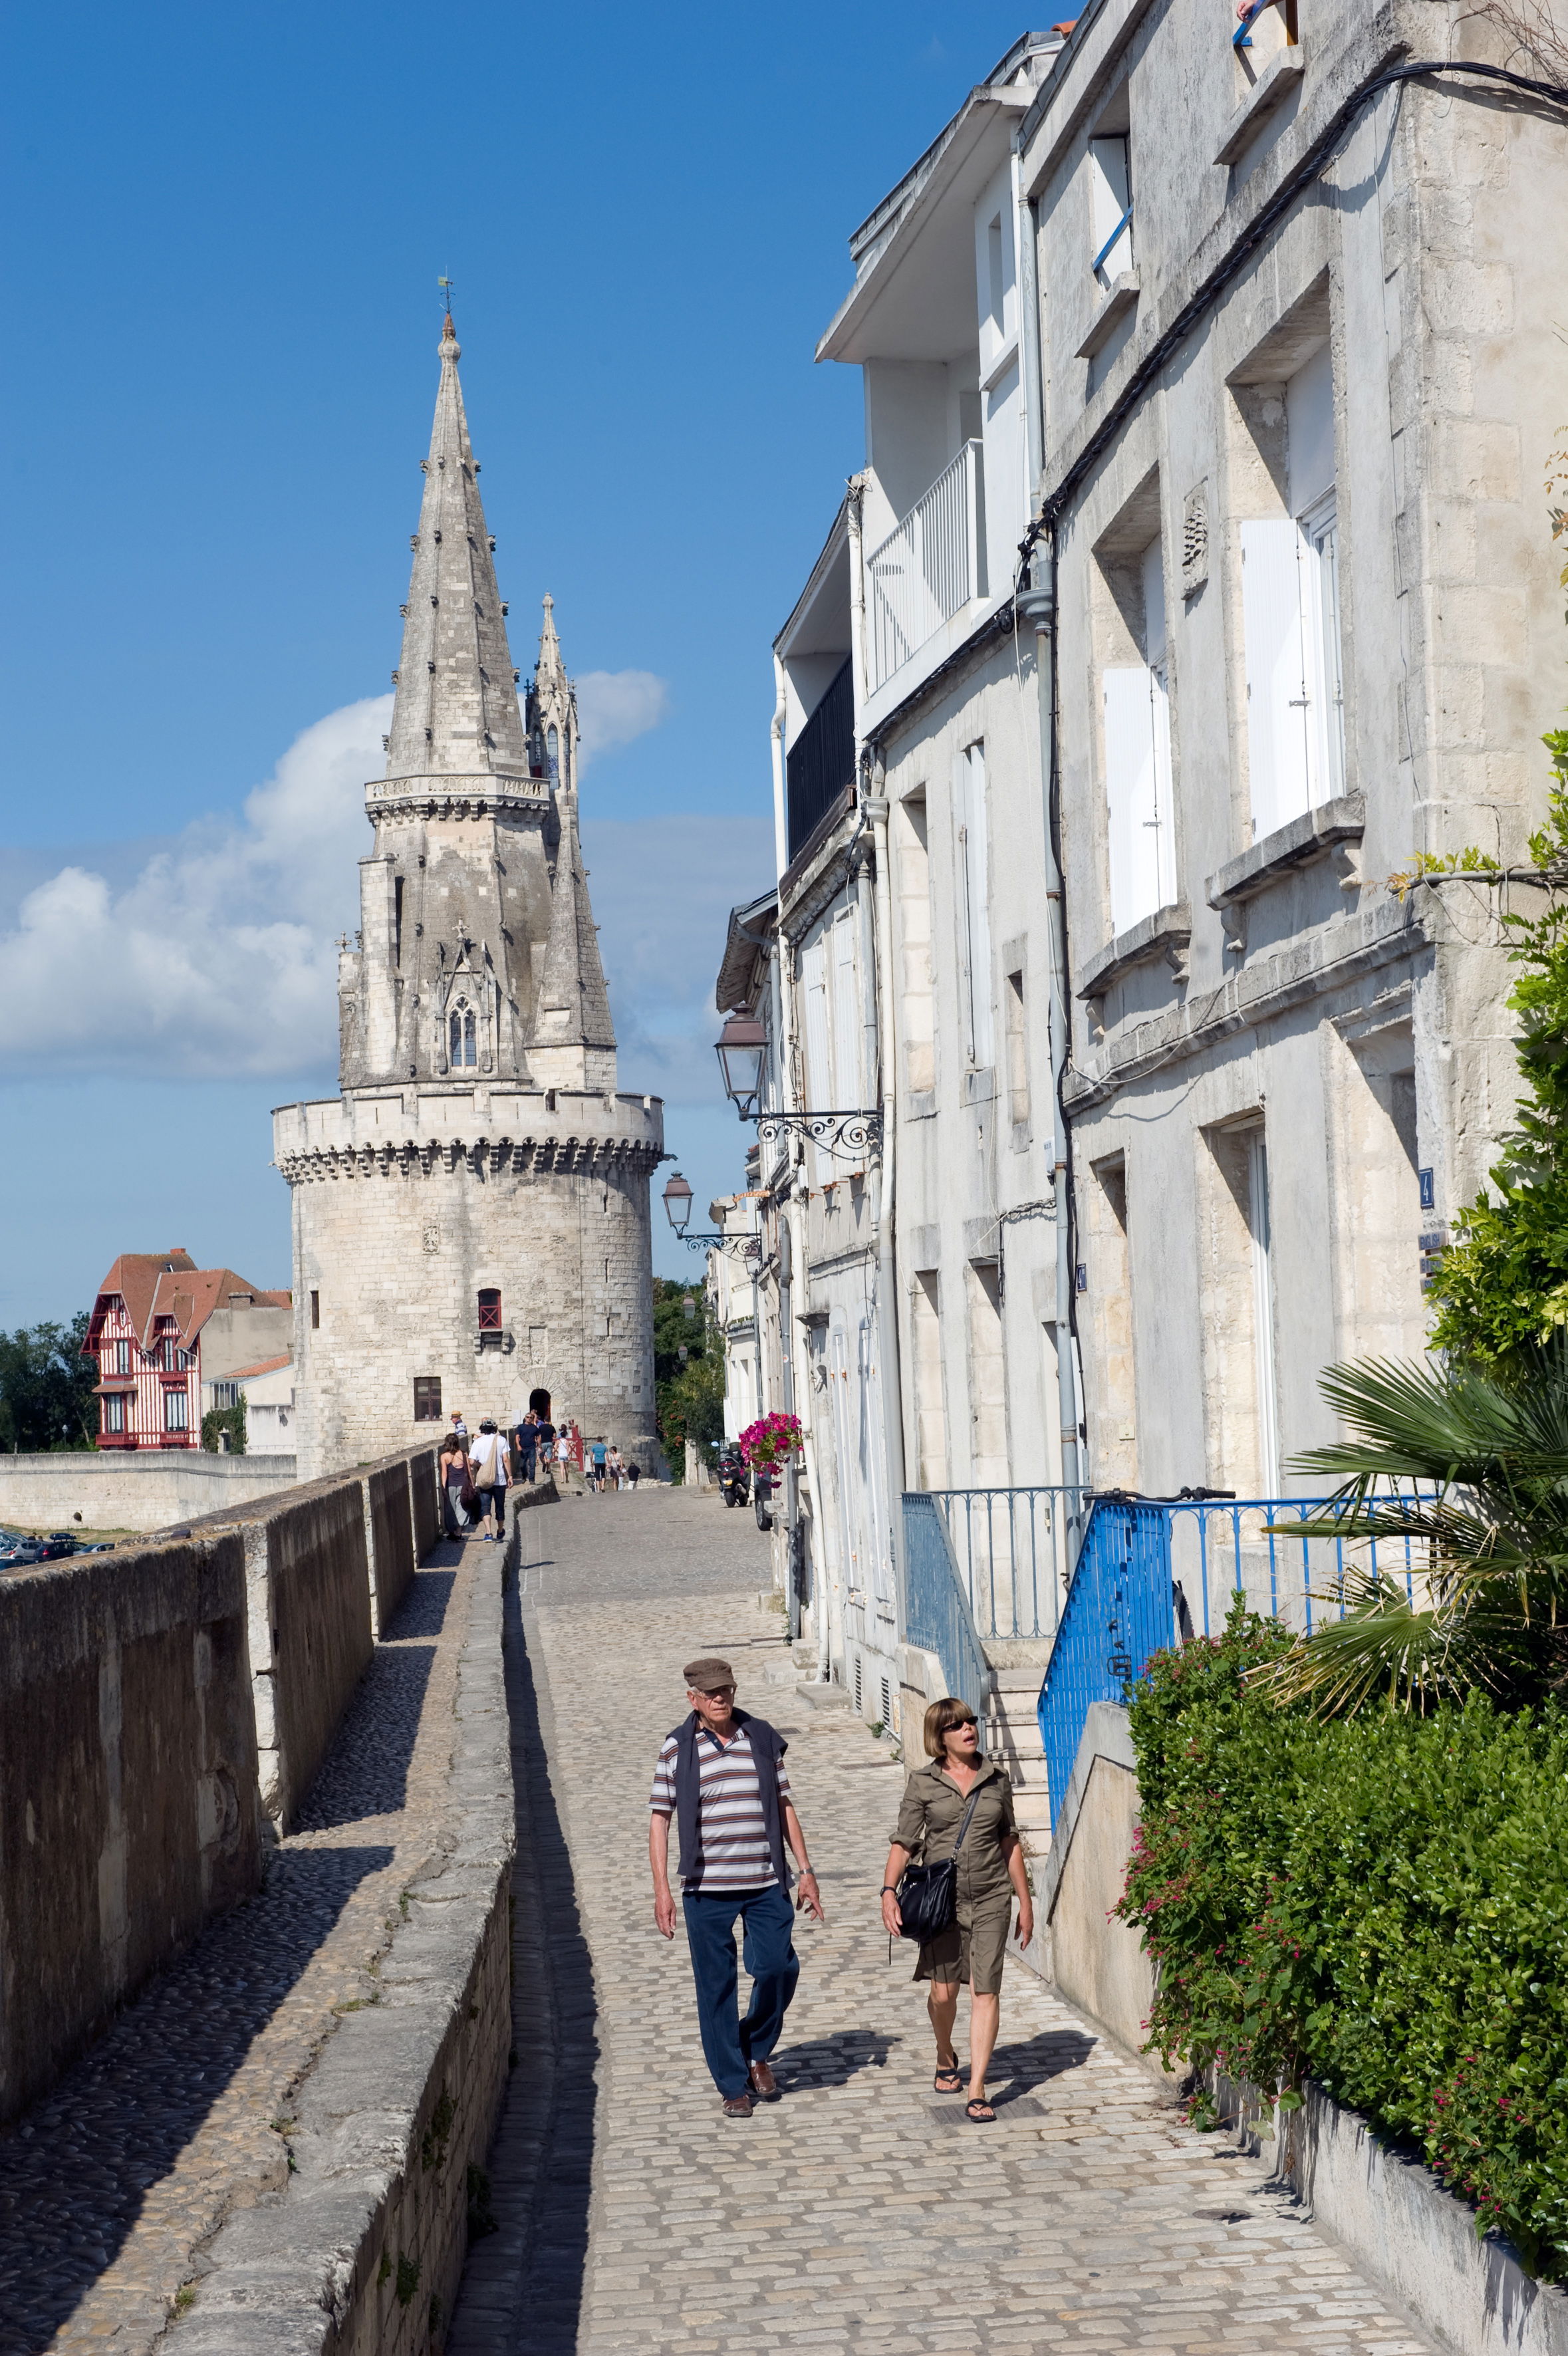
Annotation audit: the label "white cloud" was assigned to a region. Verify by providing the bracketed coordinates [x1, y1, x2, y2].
[0, 697, 387, 1078]
[0, 687, 755, 1089]
[574, 670, 670, 768]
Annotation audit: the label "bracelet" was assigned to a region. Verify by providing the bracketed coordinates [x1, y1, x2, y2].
[881, 1885, 899, 1895]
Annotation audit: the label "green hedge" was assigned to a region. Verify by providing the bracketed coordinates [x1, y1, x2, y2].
[1119, 1607, 1568, 2276]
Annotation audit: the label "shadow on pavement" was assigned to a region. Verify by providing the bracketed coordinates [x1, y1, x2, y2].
[0, 1844, 392, 2356]
[989, 2025, 1096, 2101]
[293, 1644, 436, 1828]
[449, 1571, 598, 2345]
[773, 2029, 898, 2089]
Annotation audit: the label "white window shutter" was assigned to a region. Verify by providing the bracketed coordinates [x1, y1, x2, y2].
[1241, 518, 1310, 839]
[832, 912, 859, 1107]
[1150, 664, 1178, 910]
[1104, 665, 1160, 935]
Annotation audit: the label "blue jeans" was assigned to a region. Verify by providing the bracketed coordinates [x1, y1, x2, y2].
[682, 1883, 799, 2097]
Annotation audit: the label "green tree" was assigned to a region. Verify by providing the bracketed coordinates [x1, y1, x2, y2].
[201, 1395, 247, 1455]
[653, 1277, 724, 1482]
[0, 1313, 100, 1452]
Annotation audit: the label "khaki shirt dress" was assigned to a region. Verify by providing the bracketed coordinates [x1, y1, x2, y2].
[891, 1756, 1019, 1995]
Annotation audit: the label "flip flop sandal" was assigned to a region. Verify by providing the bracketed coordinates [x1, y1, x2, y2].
[965, 2097, 996, 2123]
[934, 2064, 964, 2093]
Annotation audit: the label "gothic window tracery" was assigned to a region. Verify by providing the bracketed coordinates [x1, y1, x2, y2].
[449, 999, 478, 1067]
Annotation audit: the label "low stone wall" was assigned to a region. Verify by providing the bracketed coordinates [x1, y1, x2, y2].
[0, 1538, 263, 2124]
[0, 1450, 300, 1535]
[410, 1447, 440, 1557]
[363, 1454, 418, 1637]
[1043, 1700, 1568, 2356]
[178, 1446, 440, 1829]
[174, 1527, 518, 2353]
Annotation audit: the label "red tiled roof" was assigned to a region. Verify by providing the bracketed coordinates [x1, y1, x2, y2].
[84, 1255, 291, 1354]
[220, 1354, 292, 1382]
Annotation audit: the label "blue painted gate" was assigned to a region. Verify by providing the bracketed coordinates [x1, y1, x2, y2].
[1037, 1499, 1174, 1833]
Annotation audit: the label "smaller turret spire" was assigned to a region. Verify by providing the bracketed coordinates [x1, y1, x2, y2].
[527, 592, 578, 792]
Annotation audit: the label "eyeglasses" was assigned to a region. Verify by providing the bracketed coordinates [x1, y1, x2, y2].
[694, 1685, 736, 1700]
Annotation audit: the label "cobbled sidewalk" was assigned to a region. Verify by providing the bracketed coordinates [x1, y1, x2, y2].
[455, 1487, 1435, 2355]
[0, 1539, 483, 2355]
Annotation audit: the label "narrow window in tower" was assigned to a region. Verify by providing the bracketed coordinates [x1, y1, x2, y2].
[448, 1003, 477, 1067]
[547, 724, 559, 783]
[477, 1287, 502, 1332]
[394, 876, 404, 968]
[311, 1289, 321, 1329]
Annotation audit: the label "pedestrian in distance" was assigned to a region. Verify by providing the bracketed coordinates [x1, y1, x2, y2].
[450, 1408, 469, 1444]
[649, 1656, 825, 2118]
[512, 1408, 538, 1485]
[608, 1444, 624, 1490]
[469, 1418, 509, 1541]
[627, 1461, 641, 1492]
[590, 1434, 608, 1493]
[880, 1696, 1034, 2124]
[439, 1430, 475, 1537]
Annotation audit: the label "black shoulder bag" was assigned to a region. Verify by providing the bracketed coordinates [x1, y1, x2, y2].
[894, 1785, 983, 1945]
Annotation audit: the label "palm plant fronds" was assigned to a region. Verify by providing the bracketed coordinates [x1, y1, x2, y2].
[1264, 1337, 1568, 1714]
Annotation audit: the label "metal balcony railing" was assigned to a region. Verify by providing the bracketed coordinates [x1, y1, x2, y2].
[866, 441, 985, 693]
[901, 1494, 989, 1720]
[920, 1486, 1085, 1643]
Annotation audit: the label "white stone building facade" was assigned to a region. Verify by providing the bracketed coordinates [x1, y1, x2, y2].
[275, 319, 662, 1478]
[709, 8, 1568, 1761]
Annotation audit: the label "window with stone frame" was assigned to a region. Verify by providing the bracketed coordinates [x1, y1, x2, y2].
[477, 1287, 503, 1332]
[414, 1376, 443, 1421]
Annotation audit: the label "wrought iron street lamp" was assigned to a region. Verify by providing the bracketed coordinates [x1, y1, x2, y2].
[715, 1012, 767, 1118]
[661, 1170, 763, 1262]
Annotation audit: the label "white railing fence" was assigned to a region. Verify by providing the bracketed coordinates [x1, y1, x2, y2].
[866, 440, 985, 692]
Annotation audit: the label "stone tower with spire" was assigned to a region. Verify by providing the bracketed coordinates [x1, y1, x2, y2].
[273, 316, 663, 1478]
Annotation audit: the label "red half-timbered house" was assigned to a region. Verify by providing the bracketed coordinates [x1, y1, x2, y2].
[84, 1251, 292, 1450]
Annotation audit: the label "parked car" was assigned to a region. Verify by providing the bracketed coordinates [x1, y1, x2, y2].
[36, 1533, 78, 1559]
[0, 1536, 47, 1569]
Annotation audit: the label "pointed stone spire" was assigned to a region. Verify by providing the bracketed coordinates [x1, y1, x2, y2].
[383, 315, 528, 779]
[533, 780, 616, 1081]
[527, 593, 579, 792]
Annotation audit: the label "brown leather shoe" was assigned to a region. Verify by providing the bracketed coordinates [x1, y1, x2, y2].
[721, 2091, 754, 2119]
[747, 2059, 780, 2101]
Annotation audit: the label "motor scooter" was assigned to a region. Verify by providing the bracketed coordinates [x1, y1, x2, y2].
[717, 1448, 751, 1508]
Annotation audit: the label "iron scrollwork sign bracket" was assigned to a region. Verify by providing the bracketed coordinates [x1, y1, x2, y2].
[753, 1109, 883, 1160]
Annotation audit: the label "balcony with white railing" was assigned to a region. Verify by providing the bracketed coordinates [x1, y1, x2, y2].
[866, 440, 986, 696]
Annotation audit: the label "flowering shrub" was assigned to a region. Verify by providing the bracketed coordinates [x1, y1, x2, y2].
[737, 1412, 802, 1472]
[1118, 1602, 1568, 2276]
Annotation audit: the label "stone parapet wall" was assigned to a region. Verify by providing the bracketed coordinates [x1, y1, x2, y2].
[172, 1522, 520, 2353]
[178, 1446, 440, 1829]
[0, 1450, 300, 1535]
[0, 1537, 263, 2124]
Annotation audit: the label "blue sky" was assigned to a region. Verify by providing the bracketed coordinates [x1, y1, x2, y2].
[0, 0, 1031, 1322]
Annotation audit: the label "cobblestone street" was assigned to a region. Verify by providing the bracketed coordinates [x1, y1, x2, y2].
[453, 1487, 1436, 2355]
[0, 1542, 478, 2355]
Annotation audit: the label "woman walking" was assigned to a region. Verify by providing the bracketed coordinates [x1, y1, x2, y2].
[880, 1697, 1033, 2123]
[439, 1430, 474, 1538]
[469, 1418, 509, 1541]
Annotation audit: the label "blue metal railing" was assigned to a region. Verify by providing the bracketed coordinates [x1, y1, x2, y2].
[1038, 1499, 1174, 1833]
[1091, 201, 1134, 278]
[902, 1493, 989, 1718]
[922, 1486, 1085, 1641]
[1037, 1489, 1432, 1831]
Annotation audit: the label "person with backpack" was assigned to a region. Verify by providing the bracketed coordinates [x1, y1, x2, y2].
[469, 1418, 509, 1542]
[879, 1696, 1033, 2124]
[648, 1655, 825, 2117]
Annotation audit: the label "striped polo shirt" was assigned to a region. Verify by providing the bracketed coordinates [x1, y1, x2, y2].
[649, 1723, 792, 1893]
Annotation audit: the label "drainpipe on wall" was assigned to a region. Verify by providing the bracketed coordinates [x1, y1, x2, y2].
[863, 771, 906, 1618]
[776, 1207, 801, 1644]
[1014, 148, 1083, 1511]
[770, 655, 790, 882]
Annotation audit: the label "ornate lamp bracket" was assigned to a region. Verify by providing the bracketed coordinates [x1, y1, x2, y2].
[751, 1110, 883, 1160]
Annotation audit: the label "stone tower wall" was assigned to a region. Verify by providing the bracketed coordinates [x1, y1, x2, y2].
[277, 1089, 661, 1478]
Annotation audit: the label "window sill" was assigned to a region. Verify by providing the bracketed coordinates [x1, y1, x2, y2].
[1075, 273, 1139, 361]
[1215, 44, 1307, 168]
[1075, 903, 1192, 1002]
[964, 1066, 997, 1107]
[904, 1089, 937, 1122]
[1206, 793, 1365, 912]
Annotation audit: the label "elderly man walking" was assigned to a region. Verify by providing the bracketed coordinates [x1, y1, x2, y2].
[649, 1656, 825, 2117]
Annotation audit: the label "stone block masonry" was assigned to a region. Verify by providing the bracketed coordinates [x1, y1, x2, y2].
[276, 1085, 663, 1481]
[168, 1519, 519, 2354]
[0, 1536, 263, 2125]
[364, 1453, 419, 1636]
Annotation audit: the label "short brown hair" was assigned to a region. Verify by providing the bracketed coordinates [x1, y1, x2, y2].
[923, 1695, 978, 1758]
